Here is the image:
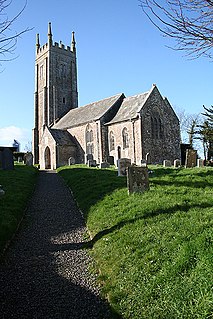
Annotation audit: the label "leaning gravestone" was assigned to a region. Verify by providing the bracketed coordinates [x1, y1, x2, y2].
[127, 166, 149, 194]
[118, 158, 131, 176]
[163, 160, 172, 167]
[185, 149, 197, 168]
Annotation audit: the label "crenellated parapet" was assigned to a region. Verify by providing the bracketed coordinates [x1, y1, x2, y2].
[36, 22, 76, 58]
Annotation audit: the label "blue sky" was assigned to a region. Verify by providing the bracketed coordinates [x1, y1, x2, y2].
[0, 0, 212, 151]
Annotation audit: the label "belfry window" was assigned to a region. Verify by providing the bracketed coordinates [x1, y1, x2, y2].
[85, 124, 94, 154]
[40, 65, 44, 80]
[109, 131, 115, 151]
[122, 127, 129, 149]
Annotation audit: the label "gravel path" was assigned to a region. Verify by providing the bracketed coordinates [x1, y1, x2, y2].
[0, 170, 115, 319]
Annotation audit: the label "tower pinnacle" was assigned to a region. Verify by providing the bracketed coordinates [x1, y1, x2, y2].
[48, 22, 53, 46]
[71, 31, 76, 52]
[36, 33, 40, 51]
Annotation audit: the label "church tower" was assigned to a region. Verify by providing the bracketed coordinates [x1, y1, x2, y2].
[32, 23, 78, 165]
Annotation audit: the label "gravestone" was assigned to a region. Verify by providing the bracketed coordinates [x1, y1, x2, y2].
[100, 162, 110, 169]
[185, 149, 197, 168]
[68, 157, 75, 165]
[87, 159, 97, 167]
[127, 166, 149, 194]
[24, 152, 33, 166]
[0, 147, 15, 170]
[197, 159, 204, 167]
[118, 158, 131, 176]
[174, 159, 181, 168]
[107, 156, 114, 165]
[163, 160, 172, 167]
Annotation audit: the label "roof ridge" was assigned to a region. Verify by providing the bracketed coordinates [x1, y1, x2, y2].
[80, 92, 123, 108]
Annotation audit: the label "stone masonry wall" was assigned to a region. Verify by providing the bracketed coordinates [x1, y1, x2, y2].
[140, 86, 181, 164]
[68, 120, 102, 164]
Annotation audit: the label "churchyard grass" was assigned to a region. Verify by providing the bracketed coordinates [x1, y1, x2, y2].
[58, 165, 213, 319]
[0, 164, 38, 255]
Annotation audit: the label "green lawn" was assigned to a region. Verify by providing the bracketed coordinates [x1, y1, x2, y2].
[0, 164, 38, 255]
[58, 165, 213, 319]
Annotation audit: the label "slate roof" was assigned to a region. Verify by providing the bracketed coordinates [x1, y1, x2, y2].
[106, 91, 150, 125]
[50, 129, 76, 146]
[53, 93, 124, 129]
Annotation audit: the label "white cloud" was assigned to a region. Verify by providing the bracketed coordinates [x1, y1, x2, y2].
[0, 126, 31, 151]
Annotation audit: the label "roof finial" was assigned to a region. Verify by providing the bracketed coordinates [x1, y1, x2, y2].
[36, 33, 40, 51]
[71, 31, 76, 52]
[48, 22, 53, 46]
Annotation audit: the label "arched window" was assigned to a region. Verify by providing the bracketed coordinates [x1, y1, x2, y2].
[122, 127, 129, 149]
[159, 118, 164, 139]
[109, 131, 115, 151]
[85, 124, 94, 154]
[151, 116, 164, 140]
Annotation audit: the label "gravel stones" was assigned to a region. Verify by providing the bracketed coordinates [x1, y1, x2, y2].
[0, 170, 114, 319]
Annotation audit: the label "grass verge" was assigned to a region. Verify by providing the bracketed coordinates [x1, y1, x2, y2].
[0, 164, 38, 255]
[58, 165, 213, 318]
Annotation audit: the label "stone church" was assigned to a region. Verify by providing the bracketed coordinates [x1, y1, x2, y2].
[32, 23, 181, 170]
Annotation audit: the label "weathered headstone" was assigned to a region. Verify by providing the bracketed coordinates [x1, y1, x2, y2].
[107, 156, 114, 165]
[87, 159, 97, 167]
[174, 159, 181, 168]
[68, 157, 75, 165]
[127, 166, 149, 194]
[197, 158, 204, 167]
[185, 149, 197, 168]
[100, 162, 110, 169]
[118, 158, 131, 176]
[24, 152, 33, 166]
[163, 160, 172, 167]
[0, 147, 15, 170]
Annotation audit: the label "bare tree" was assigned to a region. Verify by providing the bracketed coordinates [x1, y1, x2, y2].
[0, 0, 30, 62]
[138, 0, 213, 59]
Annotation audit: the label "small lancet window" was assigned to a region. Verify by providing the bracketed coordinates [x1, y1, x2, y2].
[109, 131, 115, 151]
[122, 127, 129, 149]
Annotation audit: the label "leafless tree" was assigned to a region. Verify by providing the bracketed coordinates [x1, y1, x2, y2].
[138, 0, 213, 59]
[0, 0, 30, 62]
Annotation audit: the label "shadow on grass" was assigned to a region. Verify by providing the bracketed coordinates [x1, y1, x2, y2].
[51, 201, 212, 251]
[58, 167, 126, 219]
